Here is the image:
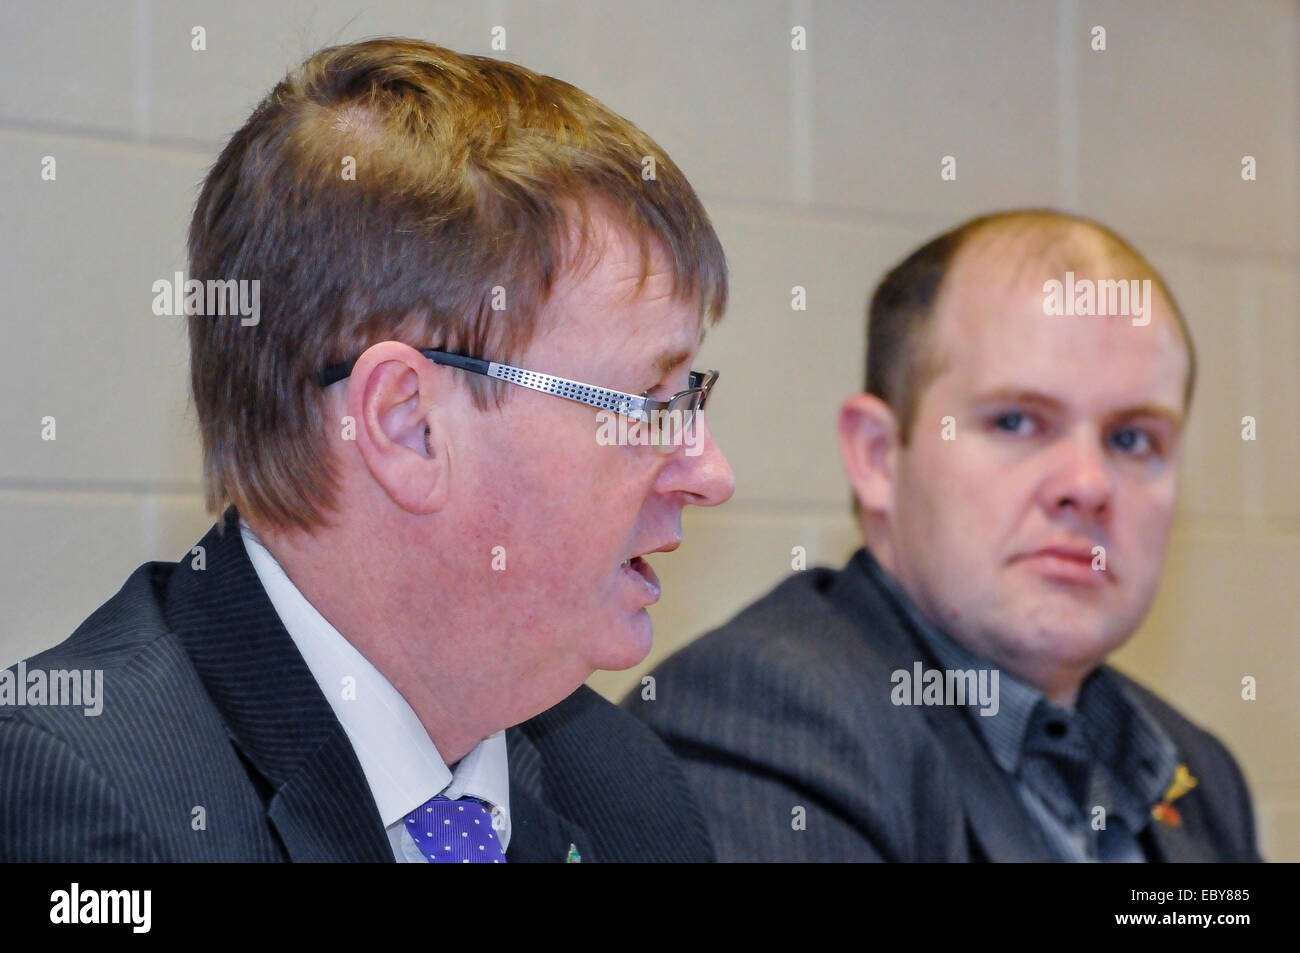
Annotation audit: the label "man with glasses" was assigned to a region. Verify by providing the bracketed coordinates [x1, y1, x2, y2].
[0, 38, 733, 862]
[629, 210, 1262, 863]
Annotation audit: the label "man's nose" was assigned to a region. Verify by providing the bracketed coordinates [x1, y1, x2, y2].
[666, 411, 735, 507]
[1042, 430, 1113, 520]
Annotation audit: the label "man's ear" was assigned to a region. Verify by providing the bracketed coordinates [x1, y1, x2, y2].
[838, 392, 900, 518]
[347, 341, 450, 515]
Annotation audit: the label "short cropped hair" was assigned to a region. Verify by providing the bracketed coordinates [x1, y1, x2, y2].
[188, 37, 727, 531]
[864, 209, 1196, 443]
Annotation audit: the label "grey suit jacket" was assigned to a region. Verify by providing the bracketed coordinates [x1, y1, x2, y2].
[0, 511, 713, 863]
[625, 549, 1262, 862]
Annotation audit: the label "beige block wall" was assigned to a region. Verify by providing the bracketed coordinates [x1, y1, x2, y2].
[1, 0, 1296, 859]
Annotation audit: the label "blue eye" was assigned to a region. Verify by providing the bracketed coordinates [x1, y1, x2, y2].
[993, 411, 1035, 435]
[1111, 428, 1155, 456]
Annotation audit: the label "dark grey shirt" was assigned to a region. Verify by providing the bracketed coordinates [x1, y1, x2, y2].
[864, 551, 1179, 862]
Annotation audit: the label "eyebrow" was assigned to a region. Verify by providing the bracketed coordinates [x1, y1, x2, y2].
[645, 324, 708, 380]
[970, 389, 1185, 428]
[969, 389, 1067, 415]
[650, 347, 693, 377]
[1108, 402, 1186, 430]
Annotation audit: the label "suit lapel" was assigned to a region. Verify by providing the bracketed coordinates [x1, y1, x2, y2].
[830, 551, 1056, 862]
[266, 729, 395, 862]
[1145, 821, 1200, 863]
[504, 725, 593, 863]
[165, 511, 392, 862]
[920, 704, 1058, 861]
[1143, 791, 1220, 862]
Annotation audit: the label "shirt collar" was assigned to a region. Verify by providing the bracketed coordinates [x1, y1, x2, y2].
[1075, 667, 1179, 823]
[239, 522, 511, 843]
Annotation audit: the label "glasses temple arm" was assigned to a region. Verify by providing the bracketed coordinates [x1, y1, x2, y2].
[316, 349, 492, 388]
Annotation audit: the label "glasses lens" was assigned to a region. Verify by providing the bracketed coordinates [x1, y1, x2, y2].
[695, 371, 716, 411]
[646, 391, 696, 454]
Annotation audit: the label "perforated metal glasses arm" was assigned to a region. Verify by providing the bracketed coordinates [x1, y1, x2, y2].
[317, 349, 656, 417]
[483, 359, 655, 416]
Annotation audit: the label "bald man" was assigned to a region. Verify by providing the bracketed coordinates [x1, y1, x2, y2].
[627, 209, 1262, 862]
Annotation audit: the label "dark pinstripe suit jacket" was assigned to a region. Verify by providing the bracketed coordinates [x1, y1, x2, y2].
[626, 549, 1262, 862]
[0, 514, 713, 862]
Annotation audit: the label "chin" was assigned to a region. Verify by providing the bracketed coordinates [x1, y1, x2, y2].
[590, 609, 655, 672]
[1017, 623, 1126, 671]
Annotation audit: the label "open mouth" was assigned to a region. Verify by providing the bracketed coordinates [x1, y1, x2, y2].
[621, 555, 662, 602]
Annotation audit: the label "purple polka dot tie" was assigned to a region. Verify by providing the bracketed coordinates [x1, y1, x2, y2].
[404, 795, 507, 863]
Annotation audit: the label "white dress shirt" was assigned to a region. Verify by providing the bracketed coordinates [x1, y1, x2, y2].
[240, 523, 511, 862]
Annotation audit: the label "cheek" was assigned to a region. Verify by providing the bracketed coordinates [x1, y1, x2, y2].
[539, 464, 660, 588]
[488, 412, 665, 572]
[1118, 477, 1179, 568]
[897, 441, 1008, 545]
[466, 453, 586, 597]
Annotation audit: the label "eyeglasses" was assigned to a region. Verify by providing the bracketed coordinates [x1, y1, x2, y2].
[317, 349, 719, 454]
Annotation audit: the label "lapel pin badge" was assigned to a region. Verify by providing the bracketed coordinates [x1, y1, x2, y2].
[1151, 764, 1198, 828]
[565, 843, 582, 863]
